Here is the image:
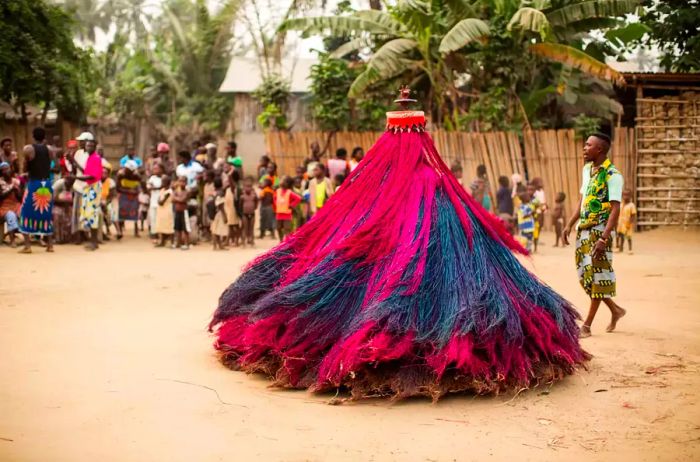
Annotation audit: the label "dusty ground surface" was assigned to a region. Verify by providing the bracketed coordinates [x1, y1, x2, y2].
[1, 228, 699, 462]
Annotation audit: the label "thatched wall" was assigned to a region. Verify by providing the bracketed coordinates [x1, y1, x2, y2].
[635, 91, 700, 228]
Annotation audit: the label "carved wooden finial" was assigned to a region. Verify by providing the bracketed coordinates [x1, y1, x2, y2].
[394, 85, 417, 109]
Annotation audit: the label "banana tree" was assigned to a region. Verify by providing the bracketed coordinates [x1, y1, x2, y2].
[279, 2, 491, 124]
[280, 0, 639, 127]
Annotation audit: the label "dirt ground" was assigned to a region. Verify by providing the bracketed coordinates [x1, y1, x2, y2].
[1, 228, 699, 462]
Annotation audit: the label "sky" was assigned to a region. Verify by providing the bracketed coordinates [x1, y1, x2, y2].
[85, 0, 658, 71]
[88, 0, 363, 58]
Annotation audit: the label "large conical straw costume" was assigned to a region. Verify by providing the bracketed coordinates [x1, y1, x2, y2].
[210, 88, 589, 400]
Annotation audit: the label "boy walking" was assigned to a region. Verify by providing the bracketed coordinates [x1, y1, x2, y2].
[259, 178, 275, 238]
[617, 189, 636, 253]
[240, 176, 259, 246]
[563, 133, 626, 337]
[172, 177, 190, 250]
[274, 176, 301, 242]
[308, 164, 334, 218]
[516, 184, 537, 253]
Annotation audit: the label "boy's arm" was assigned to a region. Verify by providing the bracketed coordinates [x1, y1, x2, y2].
[290, 192, 301, 208]
[158, 191, 169, 206]
[592, 201, 620, 259]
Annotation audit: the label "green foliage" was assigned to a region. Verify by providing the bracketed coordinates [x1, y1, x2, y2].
[638, 0, 700, 71]
[257, 104, 287, 130]
[252, 74, 291, 112]
[355, 97, 390, 132]
[0, 0, 90, 120]
[309, 54, 354, 131]
[282, 0, 638, 129]
[252, 74, 290, 130]
[84, 0, 241, 141]
[571, 114, 602, 138]
[307, 53, 389, 132]
[458, 87, 520, 131]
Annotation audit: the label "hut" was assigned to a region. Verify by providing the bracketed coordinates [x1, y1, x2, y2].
[218, 57, 316, 169]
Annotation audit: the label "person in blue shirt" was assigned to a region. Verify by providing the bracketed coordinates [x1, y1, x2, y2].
[516, 184, 539, 253]
[119, 146, 143, 169]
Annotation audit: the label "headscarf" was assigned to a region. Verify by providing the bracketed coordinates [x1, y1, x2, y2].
[125, 160, 138, 172]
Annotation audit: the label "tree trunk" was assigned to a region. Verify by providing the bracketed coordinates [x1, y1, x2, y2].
[40, 102, 49, 125]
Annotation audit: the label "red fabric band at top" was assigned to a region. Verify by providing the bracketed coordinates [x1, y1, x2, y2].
[386, 111, 426, 129]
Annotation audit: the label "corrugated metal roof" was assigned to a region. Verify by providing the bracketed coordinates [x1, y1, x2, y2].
[622, 72, 700, 83]
[219, 57, 316, 93]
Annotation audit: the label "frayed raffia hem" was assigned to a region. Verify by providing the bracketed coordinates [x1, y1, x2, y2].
[218, 349, 591, 403]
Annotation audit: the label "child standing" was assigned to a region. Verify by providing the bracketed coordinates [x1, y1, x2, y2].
[531, 178, 547, 250]
[274, 176, 302, 242]
[172, 177, 190, 250]
[617, 188, 637, 253]
[138, 184, 150, 233]
[292, 176, 306, 231]
[155, 176, 174, 247]
[259, 178, 275, 238]
[147, 164, 163, 238]
[496, 175, 514, 233]
[333, 173, 345, 192]
[527, 182, 543, 252]
[224, 170, 242, 246]
[101, 167, 117, 239]
[516, 184, 537, 253]
[308, 164, 334, 218]
[202, 170, 216, 241]
[552, 192, 566, 247]
[210, 178, 229, 250]
[240, 176, 258, 246]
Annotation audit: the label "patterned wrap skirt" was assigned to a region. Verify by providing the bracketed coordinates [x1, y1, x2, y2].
[19, 179, 53, 235]
[118, 193, 139, 221]
[80, 182, 102, 230]
[575, 223, 616, 299]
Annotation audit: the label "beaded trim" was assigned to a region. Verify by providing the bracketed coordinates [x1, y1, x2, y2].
[385, 111, 427, 133]
[386, 122, 426, 133]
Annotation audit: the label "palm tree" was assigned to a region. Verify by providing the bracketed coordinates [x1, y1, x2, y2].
[60, 0, 111, 43]
[280, 0, 639, 126]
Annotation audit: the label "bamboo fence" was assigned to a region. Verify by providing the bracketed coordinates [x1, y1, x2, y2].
[265, 128, 637, 231]
[0, 119, 79, 149]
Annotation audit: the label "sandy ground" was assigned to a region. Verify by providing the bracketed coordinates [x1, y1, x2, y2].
[1, 228, 699, 462]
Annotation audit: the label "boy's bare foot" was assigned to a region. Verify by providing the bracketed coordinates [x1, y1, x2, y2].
[580, 325, 591, 338]
[18, 247, 32, 254]
[46, 246, 54, 253]
[606, 306, 626, 332]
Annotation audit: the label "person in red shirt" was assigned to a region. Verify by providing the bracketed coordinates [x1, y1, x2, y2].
[59, 139, 78, 178]
[273, 176, 301, 242]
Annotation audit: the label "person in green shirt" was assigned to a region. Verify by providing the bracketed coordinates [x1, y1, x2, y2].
[563, 133, 626, 338]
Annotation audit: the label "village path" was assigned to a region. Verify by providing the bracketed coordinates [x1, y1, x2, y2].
[1, 229, 699, 461]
